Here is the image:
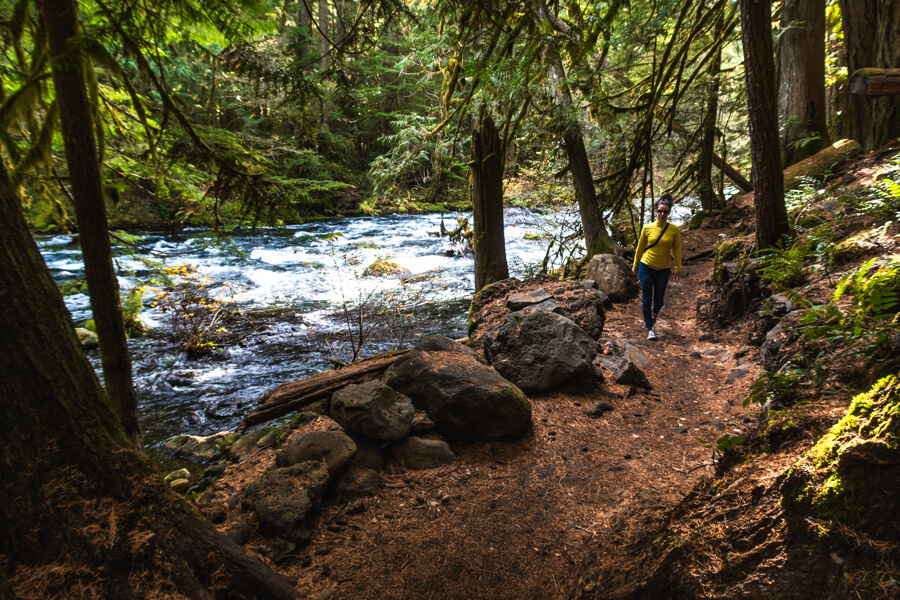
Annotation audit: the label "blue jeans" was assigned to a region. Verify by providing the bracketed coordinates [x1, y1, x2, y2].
[638, 262, 670, 330]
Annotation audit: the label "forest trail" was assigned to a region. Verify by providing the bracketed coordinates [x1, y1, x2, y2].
[208, 220, 761, 600]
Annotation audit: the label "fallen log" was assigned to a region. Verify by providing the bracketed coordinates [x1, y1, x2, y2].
[849, 68, 900, 96]
[237, 350, 409, 430]
[784, 139, 862, 190]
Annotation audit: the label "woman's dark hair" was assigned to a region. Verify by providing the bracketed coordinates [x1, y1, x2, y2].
[657, 193, 674, 208]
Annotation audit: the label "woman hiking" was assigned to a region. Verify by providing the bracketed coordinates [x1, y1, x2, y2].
[632, 194, 682, 340]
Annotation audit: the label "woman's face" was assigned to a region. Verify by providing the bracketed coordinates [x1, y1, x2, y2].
[656, 204, 670, 223]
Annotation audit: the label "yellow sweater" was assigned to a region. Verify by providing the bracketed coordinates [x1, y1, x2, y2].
[633, 221, 682, 272]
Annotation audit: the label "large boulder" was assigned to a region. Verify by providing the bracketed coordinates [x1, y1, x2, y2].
[275, 430, 357, 475]
[468, 277, 605, 342]
[382, 348, 531, 442]
[483, 310, 598, 393]
[331, 380, 415, 441]
[584, 254, 640, 303]
[240, 461, 330, 545]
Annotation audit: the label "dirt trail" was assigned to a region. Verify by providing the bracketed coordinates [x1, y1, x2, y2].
[208, 222, 760, 600]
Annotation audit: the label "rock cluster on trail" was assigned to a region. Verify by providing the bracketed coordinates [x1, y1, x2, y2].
[383, 337, 532, 441]
[196, 334, 537, 547]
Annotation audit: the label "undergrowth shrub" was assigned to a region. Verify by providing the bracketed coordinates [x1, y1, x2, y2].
[798, 256, 900, 365]
[151, 264, 241, 358]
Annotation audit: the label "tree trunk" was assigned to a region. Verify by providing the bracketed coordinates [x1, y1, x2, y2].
[777, 0, 829, 166]
[0, 156, 300, 600]
[471, 116, 510, 293]
[318, 0, 330, 72]
[41, 0, 142, 448]
[839, 0, 900, 151]
[297, 0, 312, 68]
[740, 0, 789, 250]
[532, 0, 613, 259]
[699, 10, 725, 212]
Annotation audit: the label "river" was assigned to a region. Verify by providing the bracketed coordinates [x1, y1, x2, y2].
[37, 208, 568, 456]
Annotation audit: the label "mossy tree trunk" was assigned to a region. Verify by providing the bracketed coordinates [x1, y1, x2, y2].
[471, 115, 509, 293]
[0, 154, 300, 600]
[839, 0, 900, 151]
[740, 0, 789, 250]
[41, 0, 142, 448]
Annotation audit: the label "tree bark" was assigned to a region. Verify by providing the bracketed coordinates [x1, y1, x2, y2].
[839, 0, 900, 151]
[699, 10, 725, 211]
[532, 0, 613, 259]
[471, 116, 510, 293]
[41, 0, 142, 448]
[740, 0, 789, 250]
[777, 0, 829, 166]
[318, 0, 330, 72]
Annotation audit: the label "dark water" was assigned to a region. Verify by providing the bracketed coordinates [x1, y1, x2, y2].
[37, 209, 565, 453]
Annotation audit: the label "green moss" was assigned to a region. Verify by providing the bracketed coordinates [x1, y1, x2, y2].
[688, 210, 705, 230]
[809, 375, 900, 468]
[783, 375, 900, 533]
[712, 237, 751, 285]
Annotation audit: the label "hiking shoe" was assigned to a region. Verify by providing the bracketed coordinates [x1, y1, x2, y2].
[647, 328, 657, 340]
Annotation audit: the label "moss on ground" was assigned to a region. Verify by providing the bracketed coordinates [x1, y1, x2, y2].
[782, 375, 900, 535]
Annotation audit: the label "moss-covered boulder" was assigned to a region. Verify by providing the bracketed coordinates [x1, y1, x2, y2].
[362, 258, 411, 277]
[75, 327, 99, 350]
[164, 431, 240, 460]
[781, 375, 900, 540]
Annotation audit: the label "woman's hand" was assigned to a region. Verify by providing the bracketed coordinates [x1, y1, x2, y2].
[675, 272, 681, 282]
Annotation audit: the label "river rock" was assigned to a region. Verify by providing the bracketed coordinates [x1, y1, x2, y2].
[390, 437, 456, 470]
[600, 356, 652, 390]
[164, 431, 240, 460]
[331, 380, 415, 441]
[506, 288, 553, 310]
[169, 478, 192, 494]
[383, 348, 532, 442]
[230, 426, 277, 462]
[241, 461, 330, 545]
[483, 310, 598, 393]
[362, 258, 410, 277]
[75, 327, 99, 350]
[584, 254, 640, 302]
[275, 430, 357, 475]
[164, 468, 191, 483]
